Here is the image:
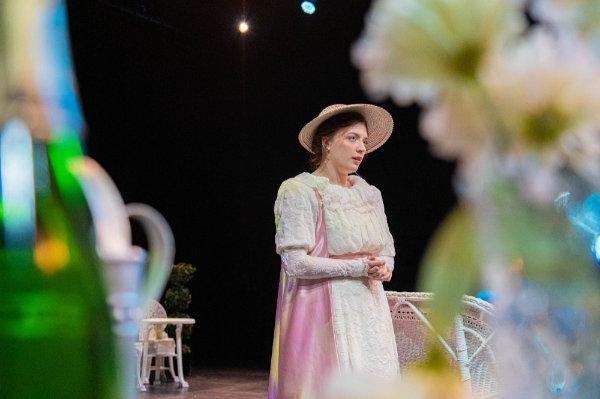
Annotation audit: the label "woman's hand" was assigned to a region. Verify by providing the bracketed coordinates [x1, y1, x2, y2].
[366, 256, 392, 282]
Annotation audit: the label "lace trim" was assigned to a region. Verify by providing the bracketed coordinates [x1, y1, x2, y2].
[296, 172, 379, 213]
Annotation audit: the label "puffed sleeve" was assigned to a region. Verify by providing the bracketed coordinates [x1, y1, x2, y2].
[373, 187, 396, 272]
[274, 179, 369, 279]
[274, 179, 318, 254]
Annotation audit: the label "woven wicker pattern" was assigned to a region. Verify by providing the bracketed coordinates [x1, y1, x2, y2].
[141, 299, 169, 341]
[146, 299, 168, 318]
[462, 311, 497, 398]
[386, 291, 497, 398]
[387, 292, 432, 368]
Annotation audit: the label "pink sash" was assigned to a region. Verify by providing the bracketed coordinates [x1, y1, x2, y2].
[268, 190, 339, 399]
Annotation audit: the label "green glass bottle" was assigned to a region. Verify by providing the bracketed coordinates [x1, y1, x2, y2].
[0, 1, 120, 397]
[0, 126, 120, 398]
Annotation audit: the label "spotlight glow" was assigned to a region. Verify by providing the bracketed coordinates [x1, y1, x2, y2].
[301, 1, 316, 14]
[239, 21, 249, 33]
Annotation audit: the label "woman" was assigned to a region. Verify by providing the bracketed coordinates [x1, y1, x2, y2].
[268, 104, 400, 399]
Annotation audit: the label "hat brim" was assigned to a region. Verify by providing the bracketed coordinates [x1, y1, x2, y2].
[298, 104, 394, 154]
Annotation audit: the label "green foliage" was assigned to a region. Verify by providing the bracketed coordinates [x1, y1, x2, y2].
[418, 180, 600, 346]
[418, 205, 481, 334]
[163, 262, 196, 354]
[167, 262, 196, 287]
[488, 182, 599, 308]
[164, 287, 191, 312]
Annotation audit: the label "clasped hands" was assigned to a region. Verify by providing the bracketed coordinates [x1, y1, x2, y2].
[366, 255, 392, 282]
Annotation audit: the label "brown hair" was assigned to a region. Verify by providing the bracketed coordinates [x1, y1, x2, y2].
[308, 111, 366, 170]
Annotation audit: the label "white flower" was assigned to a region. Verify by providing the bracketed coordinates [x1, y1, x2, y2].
[352, 0, 525, 105]
[482, 28, 600, 157]
[353, 0, 600, 196]
[479, 28, 600, 198]
[420, 88, 493, 161]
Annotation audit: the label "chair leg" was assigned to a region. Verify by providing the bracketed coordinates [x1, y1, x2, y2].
[154, 356, 164, 385]
[455, 316, 472, 394]
[168, 356, 180, 382]
[144, 355, 153, 384]
[136, 349, 146, 391]
[176, 324, 189, 388]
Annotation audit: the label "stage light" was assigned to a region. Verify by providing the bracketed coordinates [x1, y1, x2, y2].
[301, 1, 316, 14]
[239, 21, 249, 33]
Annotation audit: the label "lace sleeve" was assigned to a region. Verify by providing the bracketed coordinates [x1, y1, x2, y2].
[282, 249, 369, 279]
[274, 179, 369, 279]
[373, 187, 396, 272]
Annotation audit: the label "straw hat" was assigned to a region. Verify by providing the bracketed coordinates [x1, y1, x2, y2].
[298, 103, 394, 154]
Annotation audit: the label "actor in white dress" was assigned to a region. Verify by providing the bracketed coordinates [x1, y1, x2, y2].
[268, 104, 400, 399]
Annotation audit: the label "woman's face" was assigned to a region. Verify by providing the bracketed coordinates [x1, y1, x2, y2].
[323, 122, 368, 174]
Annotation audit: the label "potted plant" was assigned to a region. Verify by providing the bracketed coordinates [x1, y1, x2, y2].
[163, 262, 196, 377]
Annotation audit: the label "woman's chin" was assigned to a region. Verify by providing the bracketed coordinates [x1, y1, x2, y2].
[337, 164, 359, 174]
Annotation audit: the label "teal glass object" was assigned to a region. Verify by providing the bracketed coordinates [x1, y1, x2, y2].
[475, 289, 497, 304]
[0, 119, 35, 247]
[547, 365, 567, 393]
[556, 191, 600, 265]
[35, 1, 85, 137]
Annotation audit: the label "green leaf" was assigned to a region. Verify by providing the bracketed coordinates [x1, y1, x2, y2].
[418, 205, 481, 332]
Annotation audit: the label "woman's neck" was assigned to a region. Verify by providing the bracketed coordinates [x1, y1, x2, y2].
[313, 164, 351, 188]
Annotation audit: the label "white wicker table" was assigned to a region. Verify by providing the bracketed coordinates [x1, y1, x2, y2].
[141, 318, 195, 387]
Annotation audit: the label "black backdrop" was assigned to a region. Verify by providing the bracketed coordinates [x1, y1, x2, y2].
[66, 0, 455, 370]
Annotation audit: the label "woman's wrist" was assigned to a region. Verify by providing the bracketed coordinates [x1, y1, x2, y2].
[358, 258, 370, 276]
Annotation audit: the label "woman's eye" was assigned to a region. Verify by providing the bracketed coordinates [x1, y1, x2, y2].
[348, 135, 357, 141]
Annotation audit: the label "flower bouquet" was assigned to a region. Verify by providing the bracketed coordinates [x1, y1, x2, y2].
[345, 0, 600, 397]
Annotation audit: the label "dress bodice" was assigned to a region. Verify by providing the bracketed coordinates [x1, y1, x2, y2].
[274, 172, 395, 257]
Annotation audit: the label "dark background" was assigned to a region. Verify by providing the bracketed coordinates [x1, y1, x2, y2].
[66, 0, 455, 370]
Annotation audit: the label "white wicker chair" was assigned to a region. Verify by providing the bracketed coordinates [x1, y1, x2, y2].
[136, 300, 178, 386]
[386, 291, 497, 398]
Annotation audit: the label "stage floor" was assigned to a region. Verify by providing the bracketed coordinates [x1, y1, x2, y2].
[138, 369, 268, 399]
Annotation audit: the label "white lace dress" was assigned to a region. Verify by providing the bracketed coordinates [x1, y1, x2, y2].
[273, 172, 399, 379]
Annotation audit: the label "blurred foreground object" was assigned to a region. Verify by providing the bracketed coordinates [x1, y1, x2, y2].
[72, 158, 175, 394]
[0, 1, 174, 398]
[353, 0, 600, 397]
[0, 2, 119, 397]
